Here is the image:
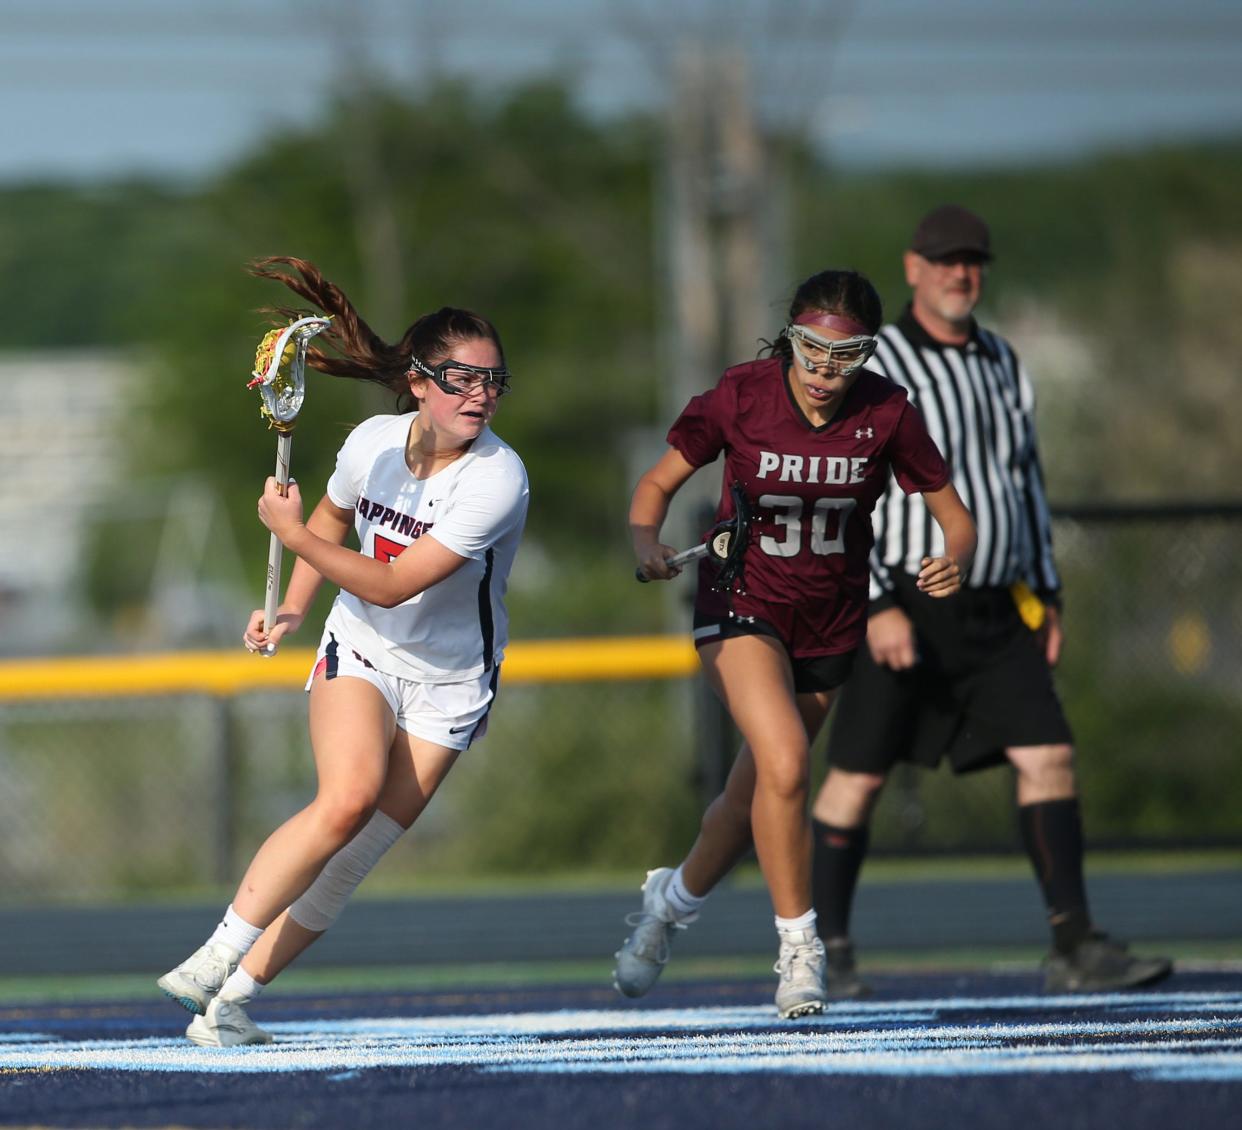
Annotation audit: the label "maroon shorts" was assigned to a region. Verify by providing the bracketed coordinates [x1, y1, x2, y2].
[692, 588, 858, 693]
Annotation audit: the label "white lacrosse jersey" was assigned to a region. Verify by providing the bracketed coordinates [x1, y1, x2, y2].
[321, 412, 529, 683]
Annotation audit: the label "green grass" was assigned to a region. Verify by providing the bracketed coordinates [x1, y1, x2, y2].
[374, 848, 1242, 891]
[1, 942, 1237, 1007]
[42, 847, 1239, 908]
[2, 850, 1235, 1005]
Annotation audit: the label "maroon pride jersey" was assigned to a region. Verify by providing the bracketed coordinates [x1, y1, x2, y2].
[668, 356, 950, 655]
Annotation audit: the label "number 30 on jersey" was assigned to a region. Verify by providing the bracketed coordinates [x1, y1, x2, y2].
[758, 495, 857, 557]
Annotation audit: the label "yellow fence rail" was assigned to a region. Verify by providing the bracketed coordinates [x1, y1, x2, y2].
[0, 636, 700, 701]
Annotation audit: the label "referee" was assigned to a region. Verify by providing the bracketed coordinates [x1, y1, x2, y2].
[810, 205, 1172, 995]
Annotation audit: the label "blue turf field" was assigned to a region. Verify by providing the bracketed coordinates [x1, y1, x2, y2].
[2, 970, 1240, 1128]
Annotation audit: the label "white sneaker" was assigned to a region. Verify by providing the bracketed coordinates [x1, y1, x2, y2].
[186, 996, 273, 1048]
[774, 927, 828, 1019]
[157, 942, 242, 1016]
[613, 867, 697, 999]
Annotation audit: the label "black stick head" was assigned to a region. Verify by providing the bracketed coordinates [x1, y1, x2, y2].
[711, 483, 751, 592]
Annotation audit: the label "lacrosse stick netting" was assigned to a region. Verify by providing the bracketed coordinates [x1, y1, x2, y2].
[246, 315, 332, 656]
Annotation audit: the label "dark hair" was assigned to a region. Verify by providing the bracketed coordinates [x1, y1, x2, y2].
[250, 257, 504, 411]
[761, 269, 883, 363]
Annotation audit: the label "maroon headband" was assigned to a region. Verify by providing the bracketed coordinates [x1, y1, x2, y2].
[793, 312, 871, 336]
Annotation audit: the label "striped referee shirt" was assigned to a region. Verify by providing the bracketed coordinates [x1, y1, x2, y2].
[868, 304, 1061, 609]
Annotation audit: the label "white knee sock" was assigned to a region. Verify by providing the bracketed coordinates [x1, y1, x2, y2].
[288, 811, 405, 932]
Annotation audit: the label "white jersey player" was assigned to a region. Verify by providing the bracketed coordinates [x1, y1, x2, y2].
[324, 412, 527, 682]
[158, 258, 528, 1046]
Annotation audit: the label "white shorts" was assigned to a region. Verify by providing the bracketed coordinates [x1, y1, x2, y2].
[305, 631, 498, 751]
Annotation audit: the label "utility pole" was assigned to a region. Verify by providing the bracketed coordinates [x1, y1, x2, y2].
[663, 45, 780, 804]
[665, 47, 720, 421]
[324, 0, 409, 415]
[663, 48, 775, 538]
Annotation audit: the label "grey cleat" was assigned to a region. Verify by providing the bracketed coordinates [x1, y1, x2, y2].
[186, 995, 273, 1047]
[774, 927, 828, 1019]
[157, 942, 241, 1016]
[613, 867, 697, 999]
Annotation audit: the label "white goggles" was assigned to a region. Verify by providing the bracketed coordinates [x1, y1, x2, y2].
[784, 324, 877, 376]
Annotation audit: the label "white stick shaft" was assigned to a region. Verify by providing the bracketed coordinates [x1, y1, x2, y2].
[262, 431, 293, 649]
[263, 533, 283, 641]
[666, 543, 709, 569]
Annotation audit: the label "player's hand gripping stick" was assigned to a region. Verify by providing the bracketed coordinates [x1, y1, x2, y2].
[634, 484, 752, 592]
[635, 524, 736, 582]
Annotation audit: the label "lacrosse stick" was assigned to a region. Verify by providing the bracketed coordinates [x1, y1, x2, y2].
[635, 483, 752, 592]
[246, 315, 332, 656]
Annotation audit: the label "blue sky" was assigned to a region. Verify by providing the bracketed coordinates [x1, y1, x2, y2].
[2, 0, 1240, 183]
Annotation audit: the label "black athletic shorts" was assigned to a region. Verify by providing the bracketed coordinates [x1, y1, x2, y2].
[692, 608, 857, 694]
[825, 573, 1073, 775]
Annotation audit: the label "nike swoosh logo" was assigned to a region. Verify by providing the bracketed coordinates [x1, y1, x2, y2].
[449, 723, 474, 734]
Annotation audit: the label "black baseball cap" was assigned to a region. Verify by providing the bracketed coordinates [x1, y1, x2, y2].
[910, 204, 992, 261]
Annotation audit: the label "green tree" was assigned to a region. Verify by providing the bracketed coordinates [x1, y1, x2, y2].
[23, 79, 666, 639]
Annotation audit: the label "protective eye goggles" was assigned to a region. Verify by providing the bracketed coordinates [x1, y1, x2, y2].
[783, 324, 877, 376]
[410, 355, 512, 397]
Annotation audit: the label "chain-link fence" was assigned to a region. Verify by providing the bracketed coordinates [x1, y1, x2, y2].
[0, 506, 1238, 901]
[0, 678, 702, 900]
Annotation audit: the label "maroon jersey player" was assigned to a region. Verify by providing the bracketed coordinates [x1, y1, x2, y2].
[616, 269, 976, 1018]
[671, 351, 953, 658]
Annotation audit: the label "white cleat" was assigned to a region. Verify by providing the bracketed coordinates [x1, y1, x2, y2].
[186, 996, 273, 1047]
[613, 867, 697, 999]
[774, 927, 828, 1019]
[157, 942, 241, 1016]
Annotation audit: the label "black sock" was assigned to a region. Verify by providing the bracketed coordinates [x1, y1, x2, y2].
[811, 818, 870, 941]
[1018, 798, 1092, 953]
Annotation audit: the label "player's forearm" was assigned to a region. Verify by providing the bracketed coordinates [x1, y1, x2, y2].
[924, 484, 977, 573]
[279, 504, 351, 618]
[941, 512, 977, 573]
[279, 557, 326, 621]
[629, 478, 673, 555]
[284, 526, 406, 608]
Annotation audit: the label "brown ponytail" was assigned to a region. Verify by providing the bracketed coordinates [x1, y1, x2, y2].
[251, 257, 504, 409]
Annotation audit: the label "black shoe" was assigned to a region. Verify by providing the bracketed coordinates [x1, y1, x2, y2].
[1042, 931, 1173, 993]
[823, 938, 871, 999]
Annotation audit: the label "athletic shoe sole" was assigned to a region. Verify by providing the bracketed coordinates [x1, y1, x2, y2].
[778, 999, 826, 1020]
[156, 974, 210, 1016]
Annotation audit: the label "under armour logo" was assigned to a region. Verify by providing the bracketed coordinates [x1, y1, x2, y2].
[855, 427, 874, 439]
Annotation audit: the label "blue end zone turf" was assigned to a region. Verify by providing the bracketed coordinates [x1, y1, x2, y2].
[1, 971, 1239, 1128]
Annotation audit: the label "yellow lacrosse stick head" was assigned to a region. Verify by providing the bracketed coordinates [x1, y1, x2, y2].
[253, 327, 296, 384]
[246, 316, 331, 431]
